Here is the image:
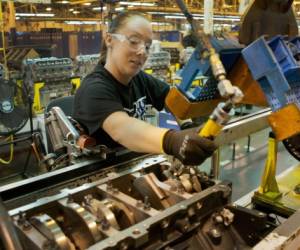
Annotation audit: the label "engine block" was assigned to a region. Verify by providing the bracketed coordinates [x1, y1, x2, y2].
[143, 50, 171, 82]
[7, 155, 274, 250]
[74, 54, 100, 79]
[23, 57, 74, 83]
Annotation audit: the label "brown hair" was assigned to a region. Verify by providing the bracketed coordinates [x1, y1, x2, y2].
[99, 11, 148, 65]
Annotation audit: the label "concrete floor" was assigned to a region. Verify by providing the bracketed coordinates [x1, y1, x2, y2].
[215, 128, 299, 201]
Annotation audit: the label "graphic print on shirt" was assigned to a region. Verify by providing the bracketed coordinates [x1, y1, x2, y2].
[123, 96, 151, 120]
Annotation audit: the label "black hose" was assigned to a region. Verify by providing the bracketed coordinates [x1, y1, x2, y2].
[0, 196, 23, 250]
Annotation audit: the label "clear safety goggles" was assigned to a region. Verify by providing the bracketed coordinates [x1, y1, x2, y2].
[110, 33, 152, 54]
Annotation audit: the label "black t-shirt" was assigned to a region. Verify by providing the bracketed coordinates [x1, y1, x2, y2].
[73, 64, 170, 147]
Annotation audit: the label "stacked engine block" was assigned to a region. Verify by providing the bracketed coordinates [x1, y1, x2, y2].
[74, 54, 100, 79]
[144, 49, 171, 82]
[23, 57, 74, 83]
[22, 57, 75, 112]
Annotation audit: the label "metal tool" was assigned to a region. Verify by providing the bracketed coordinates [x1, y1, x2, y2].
[175, 0, 243, 138]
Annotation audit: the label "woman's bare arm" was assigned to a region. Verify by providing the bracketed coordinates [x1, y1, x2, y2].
[103, 111, 168, 153]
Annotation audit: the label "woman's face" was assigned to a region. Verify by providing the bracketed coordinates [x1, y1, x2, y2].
[106, 16, 153, 84]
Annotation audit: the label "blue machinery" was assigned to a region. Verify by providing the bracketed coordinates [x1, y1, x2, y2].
[166, 34, 300, 141]
[178, 35, 243, 102]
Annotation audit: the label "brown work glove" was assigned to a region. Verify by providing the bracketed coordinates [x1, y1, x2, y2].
[162, 128, 217, 165]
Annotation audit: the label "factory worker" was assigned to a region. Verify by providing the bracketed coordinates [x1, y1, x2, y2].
[73, 11, 217, 165]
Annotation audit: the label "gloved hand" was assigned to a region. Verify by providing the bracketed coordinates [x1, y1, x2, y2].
[162, 128, 217, 165]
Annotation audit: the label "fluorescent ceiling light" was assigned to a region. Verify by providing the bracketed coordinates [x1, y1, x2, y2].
[115, 7, 125, 11]
[149, 12, 183, 15]
[59, 0, 69, 3]
[149, 11, 240, 21]
[82, 21, 99, 24]
[65, 21, 82, 25]
[165, 16, 186, 19]
[65, 21, 107, 25]
[83, 2, 91, 6]
[36, 13, 55, 17]
[73, 10, 80, 14]
[16, 13, 35, 17]
[151, 22, 171, 26]
[16, 13, 55, 17]
[213, 17, 240, 21]
[119, 1, 155, 6]
[165, 15, 239, 21]
[46, 7, 52, 11]
[92, 7, 107, 10]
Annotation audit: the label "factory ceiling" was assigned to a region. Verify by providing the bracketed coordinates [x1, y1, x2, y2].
[8, 0, 242, 23]
[4, 0, 300, 25]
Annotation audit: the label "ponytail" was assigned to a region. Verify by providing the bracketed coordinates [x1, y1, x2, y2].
[99, 38, 107, 65]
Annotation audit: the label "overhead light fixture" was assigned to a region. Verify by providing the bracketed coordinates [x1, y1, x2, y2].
[36, 13, 55, 17]
[119, 1, 155, 6]
[82, 21, 99, 24]
[73, 10, 80, 14]
[115, 7, 125, 11]
[92, 6, 107, 11]
[213, 16, 240, 21]
[165, 15, 240, 22]
[149, 11, 240, 21]
[148, 11, 183, 15]
[151, 22, 171, 26]
[69, 8, 74, 11]
[65, 21, 82, 25]
[83, 2, 91, 6]
[16, 13, 35, 17]
[16, 13, 55, 17]
[165, 15, 186, 19]
[46, 7, 52, 11]
[59, 0, 69, 3]
[65, 21, 107, 25]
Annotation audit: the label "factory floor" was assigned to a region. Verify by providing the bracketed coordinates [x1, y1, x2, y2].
[202, 127, 299, 201]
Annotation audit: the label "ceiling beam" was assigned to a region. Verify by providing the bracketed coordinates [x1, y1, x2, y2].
[17, 16, 101, 21]
[128, 6, 240, 16]
[2, 0, 51, 3]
